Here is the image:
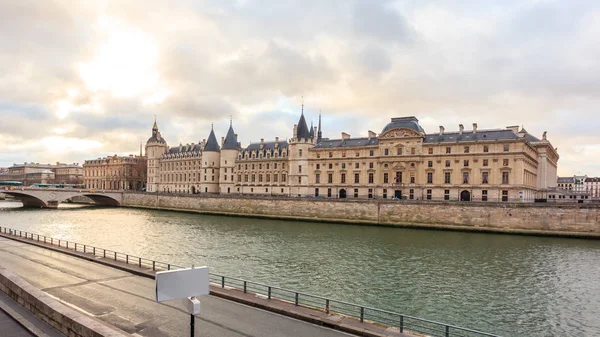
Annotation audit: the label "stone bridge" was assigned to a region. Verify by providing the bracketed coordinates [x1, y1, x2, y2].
[2, 188, 123, 208]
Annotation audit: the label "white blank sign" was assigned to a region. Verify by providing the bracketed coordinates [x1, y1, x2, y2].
[155, 267, 210, 302]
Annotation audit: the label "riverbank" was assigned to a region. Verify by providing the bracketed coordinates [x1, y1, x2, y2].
[121, 192, 600, 239]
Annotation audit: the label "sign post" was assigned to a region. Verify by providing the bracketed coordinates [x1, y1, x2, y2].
[155, 266, 209, 337]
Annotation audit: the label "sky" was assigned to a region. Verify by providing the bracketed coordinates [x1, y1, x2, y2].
[1, 0, 599, 176]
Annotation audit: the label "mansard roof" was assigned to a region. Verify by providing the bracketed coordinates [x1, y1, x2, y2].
[243, 140, 289, 156]
[381, 116, 424, 134]
[221, 124, 239, 150]
[557, 177, 575, 183]
[167, 143, 200, 154]
[204, 128, 221, 152]
[314, 137, 378, 149]
[423, 129, 539, 143]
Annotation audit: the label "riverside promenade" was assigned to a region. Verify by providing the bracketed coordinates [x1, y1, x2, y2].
[0, 234, 412, 337]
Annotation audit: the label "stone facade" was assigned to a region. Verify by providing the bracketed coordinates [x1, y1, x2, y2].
[83, 154, 147, 190]
[3, 162, 82, 185]
[145, 113, 559, 202]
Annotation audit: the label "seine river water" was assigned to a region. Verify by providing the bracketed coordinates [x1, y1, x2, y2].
[0, 200, 599, 337]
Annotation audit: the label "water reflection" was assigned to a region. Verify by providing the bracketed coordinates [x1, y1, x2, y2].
[0, 200, 599, 337]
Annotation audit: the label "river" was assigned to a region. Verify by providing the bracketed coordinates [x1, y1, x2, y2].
[0, 200, 598, 337]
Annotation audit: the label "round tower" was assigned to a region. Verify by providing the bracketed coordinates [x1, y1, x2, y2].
[145, 119, 167, 193]
[200, 125, 221, 193]
[220, 120, 239, 194]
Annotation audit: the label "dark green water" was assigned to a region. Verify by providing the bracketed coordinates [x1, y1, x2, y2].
[0, 200, 598, 337]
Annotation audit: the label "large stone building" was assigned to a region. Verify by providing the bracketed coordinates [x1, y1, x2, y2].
[3, 162, 83, 185]
[83, 154, 147, 190]
[145, 113, 559, 202]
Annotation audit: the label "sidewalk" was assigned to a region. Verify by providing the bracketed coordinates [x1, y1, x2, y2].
[0, 289, 64, 337]
[0, 236, 407, 337]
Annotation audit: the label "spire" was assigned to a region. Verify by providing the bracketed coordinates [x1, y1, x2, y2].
[296, 110, 310, 140]
[140, 142, 142, 156]
[301, 96, 304, 115]
[317, 111, 322, 143]
[309, 120, 314, 138]
[152, 115, 158, 131]
[204, 126, 221, 152]
[222, 120, 238, 150]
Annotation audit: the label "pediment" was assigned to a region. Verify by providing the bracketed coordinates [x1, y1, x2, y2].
[380, 128, 423, 139]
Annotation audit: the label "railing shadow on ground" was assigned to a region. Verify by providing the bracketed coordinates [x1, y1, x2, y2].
[0, 226, 501, 337]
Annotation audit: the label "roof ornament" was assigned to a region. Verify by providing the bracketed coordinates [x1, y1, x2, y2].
[230, 115, 232, 126]
[301, 96, 304, 115]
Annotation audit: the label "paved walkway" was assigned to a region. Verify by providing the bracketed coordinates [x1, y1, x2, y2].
[0, 289, 65, 337]
[0, 236, 366, 337]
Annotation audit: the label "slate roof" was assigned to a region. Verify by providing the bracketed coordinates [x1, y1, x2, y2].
[309, 121, 315, 138]
[222, 124, 239, 150]
[423, 129, 523, 143]
[204, 129, 221, 152]
[381, 117, 424, 134]
[585, 177, 600, 182]
[314, 137, 378, 149]
[167, 143, 200, 154]
[147, 134, 167, 144]
[557, 177, 575, 183]
[297, 113, 311, 139]
[242, 140, 289, 156]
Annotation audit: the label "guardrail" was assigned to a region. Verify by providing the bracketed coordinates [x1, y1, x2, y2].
[0, 226, 501, 337]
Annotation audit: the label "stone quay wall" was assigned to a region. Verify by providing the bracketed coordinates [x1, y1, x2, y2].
[122, 193, 600, 237]
[0, 268, 128, 337]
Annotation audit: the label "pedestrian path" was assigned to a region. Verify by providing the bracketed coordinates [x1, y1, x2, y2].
[0, 289, 64, 337]
[0, 236, 384, 337]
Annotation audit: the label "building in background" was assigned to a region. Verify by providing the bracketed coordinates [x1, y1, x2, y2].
[83, 154, 147, 190]
[585, 177, 600, 198]
[145, 111, 559, 202]
[3, 162, 83, 185]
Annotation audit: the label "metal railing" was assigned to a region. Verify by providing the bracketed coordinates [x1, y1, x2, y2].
[0, 226, 501, 337]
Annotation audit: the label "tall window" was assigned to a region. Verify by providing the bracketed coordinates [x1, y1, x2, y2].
[428, 148, 433, 154]
[446, 147, 451, 154]
[355, 173, 360, 184]
[444, 172, 451, 184]
[502, 172, 509, 184]
[316, 174, 320, 184]
[502, 190, 509, 202]
[464, 160, 469, 167]
[444, 189, 450, 200]
[483, 159, 489, 167]
[299, 149, 303, 157]
[355, 163, 359, 169]
[409, 189, 414, 199]
[503, 144, 509, 152]
[298, 165, 302, 173]
[384, 149, 389, 156]
[316, 164, 320, 170]
[396, 172, 402, 183]
[483, 146, 489, 153]
[369, 150, 374, 156]
[427, 172, 433, 184]
[328, 173, 333, 184]
[341, 173, 346, 184]
[341, 163, 346, 169]
[410, 174, 415, 184]
[445, 160, 451, 167]
[329, 163, 333, 169]
[503, 159, 509, 166]
[369, 162, 374, 169]
[428, 161, 433, 168]
[426, 189, 432, 200]
[482, 172, 489, 184]
[463, 172, 469, 184]
[464, 146, 470, 153]
[368, 173, 374, 184]
[482, 190, 488, 201]
[384, 173, 389, 184]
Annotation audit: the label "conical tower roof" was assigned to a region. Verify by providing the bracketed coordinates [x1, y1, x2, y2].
[297, 113, 310, 140]
[222, 121, 238, 150]
[309, 121, 314, 138]
[204, 126, 221, 152]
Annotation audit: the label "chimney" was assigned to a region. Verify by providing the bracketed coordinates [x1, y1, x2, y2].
[342, 132, 351, 140]
[275, 137, 279, 148]
[506, 125, 519, 133]
[472, 123, 478, 133]
[459, 124, 464, 134]
[368, 130, 376, 138]
[260, 138, 264, 149]
[518, 127, 526, 138]
[221, 136, 225, 146]
[235, 134, 238, 142]
[293, 124, 298, 139]
[439, 126, 445, 135]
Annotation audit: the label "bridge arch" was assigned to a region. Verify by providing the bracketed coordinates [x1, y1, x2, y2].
[3, 190, 122, 208]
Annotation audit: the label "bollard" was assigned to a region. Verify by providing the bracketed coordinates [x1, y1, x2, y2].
[243, 281, 247, 293]
[268, 286, 272, 299]
[326, 299, 330, 314]
[168, 264, 171, 270]
[360, 307, 364, 323]
[221, 276, 225, 288]
[295, 293, 299, 306]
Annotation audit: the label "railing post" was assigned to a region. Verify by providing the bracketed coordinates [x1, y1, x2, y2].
[103, 249, 106, 258]
[139, 257, 141, 267]
[37, 234, 39, 241]
[43, 235, 46, 243]
[326, 299, 330, 314]
[268, 286, 271, 299]
[360, 307, 364, 323]
[83, 244, 86, 253]
[66, 241, 68, 249]
[152, 261, 155, 271]
[243, 281, 247, 293]
[168, 264, 171, 270]
[59, 239, 61, 247]
[445, 325, 450, 337]
[126, 255, 129, 264]
[93, 247, 95, 255]
[51, 238, 53, 245]
[75, 243, 77, 251]
[114, 252, 117, 260]
[221, 276, 225, 288]
[399, 315, 404, 333]
[295, 293, 299, 306]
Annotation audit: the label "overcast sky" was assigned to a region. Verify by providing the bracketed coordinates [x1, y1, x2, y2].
[1, 0, 599, 176]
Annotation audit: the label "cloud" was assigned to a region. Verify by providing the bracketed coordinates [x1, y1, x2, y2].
[0, 0, 599, 177]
